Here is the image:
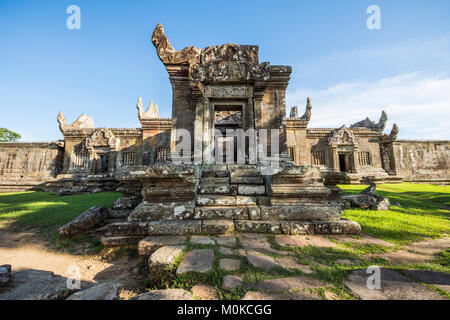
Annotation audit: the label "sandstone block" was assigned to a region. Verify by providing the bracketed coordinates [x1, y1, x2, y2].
[176, 249, 214, 274]
[147, 221, 202, 235]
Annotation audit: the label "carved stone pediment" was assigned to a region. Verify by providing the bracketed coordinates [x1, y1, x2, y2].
[85, 128, 117, 150]
[329, 126, 359, 146]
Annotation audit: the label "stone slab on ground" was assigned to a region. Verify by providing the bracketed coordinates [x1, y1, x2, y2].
[219, 258, 241, 271]
[176, 249, 214, 275]
[133, 289, 192, 300]
[219, 247, 234, 255]
[405, 270, 450, 292]
[222, 275, 243, 290]
[148, 245, 186, 268]
[214, 235, 236, 247]
[66, 282, 122, 300]
[238, 234, 278, 254]
[242, 291, 287, 300]
[345, 268, 444, 300]
[138, 235, 186, 256]
[255, 276, 325, 292]
[274, 256, 313, 273]
[329, 233, 394, 247]
[59, 206, 110, 238]
[276, 235, 337, 248]
[246, 251, 278, 270]
[373, 250, 431, 265]
[0, 269, 71, 300]
[190, 236, 215, 245]
[192, 284, 218, 300]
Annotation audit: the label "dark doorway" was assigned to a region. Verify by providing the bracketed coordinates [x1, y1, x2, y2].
[100, 155, 109, 173]
[339, 154, 347, 172]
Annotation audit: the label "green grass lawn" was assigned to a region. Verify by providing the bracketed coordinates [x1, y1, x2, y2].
[0, 191, 121, 230]
[340, 183, 450, 245]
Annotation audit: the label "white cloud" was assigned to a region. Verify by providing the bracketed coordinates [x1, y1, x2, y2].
[286, 72, 450, 140]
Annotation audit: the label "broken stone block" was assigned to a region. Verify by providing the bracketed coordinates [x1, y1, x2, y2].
[340, 183, 390, 210]
[138, 235, 186, 256]
[235, 196, 258, 205]
[147, 220, 202, 235]
[202, 220, 234, 234]
[219, 258, 241, 271]
[66, 282, 122, 300]
[176, 249, 214, 274]
[196, 195, 237, 206]
[133, 289, 192, 300]
[58, 206, 110, 238]
[222, 275, 243, 290]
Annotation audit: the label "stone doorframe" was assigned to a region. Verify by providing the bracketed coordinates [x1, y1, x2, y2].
[194, 85, 256, 164]
[328, 126, 360, 173]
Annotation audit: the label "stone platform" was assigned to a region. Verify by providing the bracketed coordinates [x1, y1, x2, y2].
[98, 163, 361, 244]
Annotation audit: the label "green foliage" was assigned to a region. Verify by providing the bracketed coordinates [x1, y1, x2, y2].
[0, 128, 21, 142]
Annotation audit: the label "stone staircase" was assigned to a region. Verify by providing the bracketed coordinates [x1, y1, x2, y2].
[98, 164, 361, 246]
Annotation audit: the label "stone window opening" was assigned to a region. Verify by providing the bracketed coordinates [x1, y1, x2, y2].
[358, 151, 372, 166]
[311, 150, 325, 165]
[120, 151, 136, 166]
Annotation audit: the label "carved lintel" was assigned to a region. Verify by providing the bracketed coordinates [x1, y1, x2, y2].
[328, 125, 359, 147]
[204, 86, 250, 98]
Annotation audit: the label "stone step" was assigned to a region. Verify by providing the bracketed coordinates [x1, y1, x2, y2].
[230, 168, 262, 178]
[259, 203, 342, 221]
[127, 201, 196, 221]
[194, 206, 249, 220]
[234, 218, 361, 235]
[230, 176, 264, 184]
[100, 235, 144, 247]
[200, 177, 230, 185]
[198, 184, 235, 195]
[238, 185, 266, 195]
[196, 195, 257, 206]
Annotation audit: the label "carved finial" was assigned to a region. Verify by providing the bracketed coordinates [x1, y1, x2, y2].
[390, 123, 399, 140]
[289, 106, 298, 118]
[151, 23, 200, 65]
[299, 97, 312, 121]
[147, 100, 159, 119]
[351, 110, 388, 130]
[57, 111, 67, 133]
[137, 96, 144, 119]
[137, 98, 160, 120]
[377, 110, 388, 131]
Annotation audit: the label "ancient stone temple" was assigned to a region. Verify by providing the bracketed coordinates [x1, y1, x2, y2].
[0, 22, 449, 227]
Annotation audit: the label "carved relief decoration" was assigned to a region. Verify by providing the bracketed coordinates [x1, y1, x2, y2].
[85, 128, 118, 151]
[328, 126, 359, 146]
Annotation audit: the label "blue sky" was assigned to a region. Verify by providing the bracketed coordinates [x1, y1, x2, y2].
[0, 0, 449, 141]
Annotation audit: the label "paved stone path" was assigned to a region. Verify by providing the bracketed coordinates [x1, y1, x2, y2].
[2, 230, 448, 300]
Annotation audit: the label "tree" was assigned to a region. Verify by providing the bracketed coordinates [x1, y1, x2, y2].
[0, 128, 21, 142]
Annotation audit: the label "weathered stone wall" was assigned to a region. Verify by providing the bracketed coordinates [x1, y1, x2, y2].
[393, 140, 450, 183]
[0, 142, 63, 192]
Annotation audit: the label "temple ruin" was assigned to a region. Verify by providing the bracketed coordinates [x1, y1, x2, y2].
[0, 24, 449, 240]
